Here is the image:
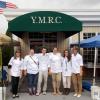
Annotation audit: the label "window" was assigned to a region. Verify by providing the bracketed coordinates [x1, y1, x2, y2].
[83, 33, 95, 63]
[29, 32, 57, 52]
[98, 33, 100, 35]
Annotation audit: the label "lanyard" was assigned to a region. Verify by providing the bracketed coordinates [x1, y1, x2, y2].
[65, 58, 68, 71]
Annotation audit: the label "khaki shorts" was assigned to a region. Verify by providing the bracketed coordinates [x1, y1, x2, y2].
[52, 73, 61, 82]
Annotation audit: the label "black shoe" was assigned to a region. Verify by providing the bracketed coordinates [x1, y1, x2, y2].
[63, 88, 67, 95]
[66, 88, 70, 95]
[32, 90, 36, 95]
[10, 88, 12, 93]
[29, 92, 33, 95]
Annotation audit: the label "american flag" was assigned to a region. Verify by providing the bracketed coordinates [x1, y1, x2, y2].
[0, 1, 17, 13]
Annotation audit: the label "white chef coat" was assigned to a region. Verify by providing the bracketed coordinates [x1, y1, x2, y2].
[62, 57, 72, 76]
[71, 53, 83, 74]
[38, 53, 50, 71]
[8, 57, 24, 77]
[49, 52, 62, 73]
[24, 54, 39, 74]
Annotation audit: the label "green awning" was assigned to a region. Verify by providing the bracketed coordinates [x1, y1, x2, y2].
[8, 11, 82, 37]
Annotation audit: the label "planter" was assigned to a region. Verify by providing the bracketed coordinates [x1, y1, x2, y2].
[0, 87, 6, 100]
[91, 86, 100, 100]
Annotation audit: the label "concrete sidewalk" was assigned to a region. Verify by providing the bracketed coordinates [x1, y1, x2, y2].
[7, 91, 91, 100]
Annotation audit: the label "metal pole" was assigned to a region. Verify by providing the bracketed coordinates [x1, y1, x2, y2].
[78, 32, 80, 53]
[93, 33, 98, 86]
[93, 47, 97, 86]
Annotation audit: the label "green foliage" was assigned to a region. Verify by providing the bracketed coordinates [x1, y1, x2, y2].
[2, 45, 12, 66]
[1, 32, 13, 66]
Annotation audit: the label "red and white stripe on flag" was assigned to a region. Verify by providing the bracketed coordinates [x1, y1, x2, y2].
[0, 8, 3, 14]
[6, 2, 17, 9]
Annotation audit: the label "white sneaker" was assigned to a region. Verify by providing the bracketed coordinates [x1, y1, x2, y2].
[12, 95, 16, 98]
[36, 92, 40, 96]
[43, 92, 46, 95]
[73, 93, 77, 97]
[77, 94, 81, 98]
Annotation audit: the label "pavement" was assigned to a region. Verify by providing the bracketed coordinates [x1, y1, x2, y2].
[6, 76, 99, 100]
[7, 91, 92, 100]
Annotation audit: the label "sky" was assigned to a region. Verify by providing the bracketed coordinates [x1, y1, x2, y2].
[2, 0, 100, 9]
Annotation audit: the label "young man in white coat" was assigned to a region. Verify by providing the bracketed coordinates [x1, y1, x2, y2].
[49, 47, 62, 95]
[24, 49, 39, 95]
[71, 46, 83, 98]
[36, 47, 50, 96]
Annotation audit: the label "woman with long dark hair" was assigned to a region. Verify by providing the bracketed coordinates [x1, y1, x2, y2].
[62, 49, 72, 95]
[8, 50, 23, 98]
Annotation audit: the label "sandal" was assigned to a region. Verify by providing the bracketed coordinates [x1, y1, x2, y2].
[52, 92, 57, 95]
[57, 91, 62, 95]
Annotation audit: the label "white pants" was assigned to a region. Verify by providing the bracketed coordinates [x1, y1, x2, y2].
[62, 76, 71, 88]
[37, 70, 48, 93]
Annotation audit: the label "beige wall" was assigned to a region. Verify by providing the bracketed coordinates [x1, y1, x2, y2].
[70, 26, 100, 54]
[71, 26, 100, 43]
[82, 26, 100, 33]
[57, 32, 68, 53]
[20, 32, 30, 56]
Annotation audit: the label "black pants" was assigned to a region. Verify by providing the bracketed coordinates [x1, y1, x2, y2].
[11, 76, 19, 95]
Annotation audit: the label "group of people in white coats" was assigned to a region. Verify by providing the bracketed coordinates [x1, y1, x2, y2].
[8, 46, 83, 99]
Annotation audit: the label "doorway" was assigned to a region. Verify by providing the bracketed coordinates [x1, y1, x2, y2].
[29, 32, 57, 53]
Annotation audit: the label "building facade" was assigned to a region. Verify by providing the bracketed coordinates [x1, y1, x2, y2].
[4, 9, 100, 68]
